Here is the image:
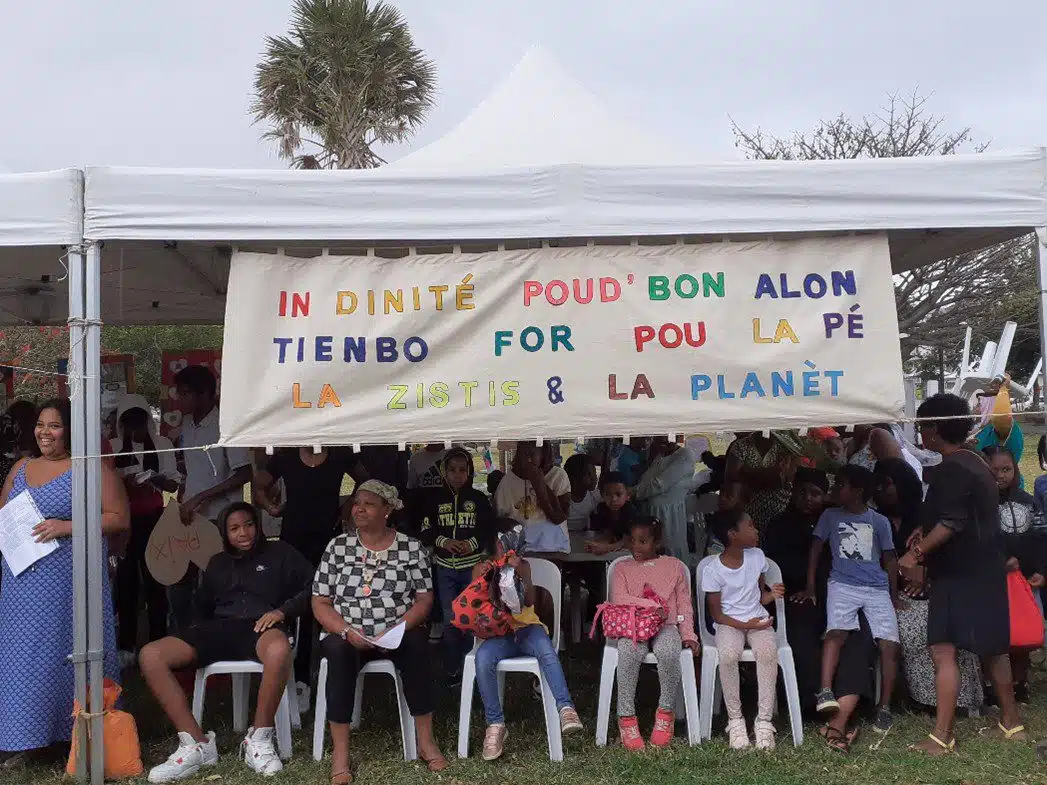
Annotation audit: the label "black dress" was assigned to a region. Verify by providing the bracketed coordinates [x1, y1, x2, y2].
[922, 449, 1009, 657]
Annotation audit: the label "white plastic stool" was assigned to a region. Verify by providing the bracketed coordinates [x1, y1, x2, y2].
[695, 555, 804, 746]
[594, 556, 700, 746]
[312, 657, 417, 762]
[191, 661, 298, 760]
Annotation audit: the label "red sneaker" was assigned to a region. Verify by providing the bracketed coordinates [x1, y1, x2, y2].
[618, 716, 645, 752]
[650, 708, 675, 747]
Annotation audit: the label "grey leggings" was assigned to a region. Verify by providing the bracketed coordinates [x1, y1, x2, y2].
[616, 626, 682, 716]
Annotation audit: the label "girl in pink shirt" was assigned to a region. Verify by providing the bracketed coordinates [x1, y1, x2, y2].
[610, 517, 700, 750]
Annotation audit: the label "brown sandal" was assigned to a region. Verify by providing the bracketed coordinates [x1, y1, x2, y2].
[330, 768, 353, 785]
[819, 725, 851, 754]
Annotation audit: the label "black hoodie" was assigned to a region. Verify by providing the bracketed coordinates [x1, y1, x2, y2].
[193, 509, 315, 624]
[999, 485, 1047, 579]
[418, 449, 496, 570]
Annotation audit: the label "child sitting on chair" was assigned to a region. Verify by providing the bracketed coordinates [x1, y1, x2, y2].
[139, 502, 314, 781]
[472, 522, 583, 761]
[610, 516, 700, 750]
[702, 508, 784, 750]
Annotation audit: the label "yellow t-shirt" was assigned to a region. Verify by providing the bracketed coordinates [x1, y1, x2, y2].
[509, 605, 548, 634]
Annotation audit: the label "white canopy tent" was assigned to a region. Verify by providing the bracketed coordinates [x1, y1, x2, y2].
[1, 49, 1045, 785]
[0, 168, 106, 784]
[387, 45, 700, 170]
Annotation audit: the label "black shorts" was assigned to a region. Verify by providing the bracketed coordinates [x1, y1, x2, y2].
[927, 572, 1009, 657]
[181, 618, 288, 666]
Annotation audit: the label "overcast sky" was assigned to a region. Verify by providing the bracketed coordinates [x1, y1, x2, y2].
[1, 0, 1044, 172]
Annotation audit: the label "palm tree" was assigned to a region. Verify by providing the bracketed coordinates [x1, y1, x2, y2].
[252, 0, 436, 169]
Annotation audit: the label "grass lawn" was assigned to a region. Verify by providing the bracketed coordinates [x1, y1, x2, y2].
[6, 638, 1047, 785]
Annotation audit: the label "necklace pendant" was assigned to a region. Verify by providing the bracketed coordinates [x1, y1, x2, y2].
[361, 584, 372, 597]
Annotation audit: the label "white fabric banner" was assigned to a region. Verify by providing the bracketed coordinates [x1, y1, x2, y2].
[219, 236, 904, 446]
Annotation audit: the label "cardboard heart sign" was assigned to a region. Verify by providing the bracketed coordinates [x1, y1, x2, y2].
[145, 503, 225, 586]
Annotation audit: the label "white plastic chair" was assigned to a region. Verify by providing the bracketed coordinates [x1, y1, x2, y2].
[695, 554, 803, 746]
[594, 556, 700, 746]
[191, 661, 299, 761]
[457, 558, 565, 761]
[312, 655, 418, 762]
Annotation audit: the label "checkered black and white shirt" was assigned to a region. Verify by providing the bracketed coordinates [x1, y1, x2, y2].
[312, 532, 432, 639]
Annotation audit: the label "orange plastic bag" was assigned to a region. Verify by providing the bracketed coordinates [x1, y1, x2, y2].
[66, 678, 144, 780]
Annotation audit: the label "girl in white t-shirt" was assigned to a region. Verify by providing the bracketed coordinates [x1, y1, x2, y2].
[701, 508, 784, 750]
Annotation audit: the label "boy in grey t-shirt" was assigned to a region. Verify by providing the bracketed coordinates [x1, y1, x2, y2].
[803, 464, 900, 733]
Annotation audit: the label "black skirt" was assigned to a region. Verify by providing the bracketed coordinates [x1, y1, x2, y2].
[926, 572, 1009, 657]
[783, 600, 875, 713]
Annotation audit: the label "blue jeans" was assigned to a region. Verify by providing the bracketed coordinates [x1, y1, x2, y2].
[474, 624, 574, 725]
[437, 565, 475, 675]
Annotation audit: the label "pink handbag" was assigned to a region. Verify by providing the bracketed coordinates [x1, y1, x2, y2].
[589, 585, 668, 643]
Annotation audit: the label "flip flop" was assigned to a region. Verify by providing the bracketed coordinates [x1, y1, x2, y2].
[910, 733, 955, 756]
[998, 723, 1028, 741]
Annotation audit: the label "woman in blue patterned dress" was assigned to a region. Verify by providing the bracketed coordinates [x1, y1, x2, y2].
[0, 399, 128, 765]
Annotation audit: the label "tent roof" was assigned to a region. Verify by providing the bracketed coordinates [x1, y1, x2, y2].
[0, 168, 82, 247]
[1, 150, 1045, 326]
[388, 46, 699, 170]
[84, 147, 1045, 253]
[0, 169, 83, 326]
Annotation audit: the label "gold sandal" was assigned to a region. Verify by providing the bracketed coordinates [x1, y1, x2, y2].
[998, 723, 1027, 741]
[911, 733, 955, 755]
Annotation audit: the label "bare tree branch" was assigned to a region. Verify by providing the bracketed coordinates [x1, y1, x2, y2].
[732, 91, 1034, 376]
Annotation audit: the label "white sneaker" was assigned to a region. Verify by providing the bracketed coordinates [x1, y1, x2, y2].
[726, 718, 751, 750]
[241, 727, 283, 777]
[754, 719, 776, 750]
[295, 681, 311, 714]
[148, 731, 218, 783]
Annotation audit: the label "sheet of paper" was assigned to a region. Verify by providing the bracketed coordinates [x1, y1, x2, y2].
[369, 621, 406, 650]
[0, 490, 57, 576]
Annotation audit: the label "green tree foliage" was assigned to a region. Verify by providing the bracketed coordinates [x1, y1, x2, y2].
[252, 0, 436, 169]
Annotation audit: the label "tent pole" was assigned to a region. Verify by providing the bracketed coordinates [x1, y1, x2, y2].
[67, 244, 89, 783]
[84, 241, 105, 785]
[1037, 228, 1047, 437]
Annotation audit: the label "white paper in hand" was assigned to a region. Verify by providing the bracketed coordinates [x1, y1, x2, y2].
[369, 621, 406, 651]
[0, 490, 57, 576]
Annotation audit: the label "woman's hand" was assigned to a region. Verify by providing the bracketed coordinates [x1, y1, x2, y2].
[745, 617, 773, 630]
[684, 639, 701, 656]
[343, 628, 375, 651]
[769, 583, 786, 600]
[506, 551, 523, 569]
[254, 609, 286, 633]
[898, 551, 921, 583]
[905, 529, 923, 550]
[1029, 573, 1045, 589]
[33, 518, 72, 543]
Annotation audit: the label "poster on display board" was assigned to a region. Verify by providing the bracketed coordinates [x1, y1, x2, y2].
[57, 355, 135, 438]
[218, 236, 906, 447]
[160, 350, 222, 441]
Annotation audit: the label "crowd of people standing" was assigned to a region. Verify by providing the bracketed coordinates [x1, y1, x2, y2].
[0, 365, 1044, 777]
